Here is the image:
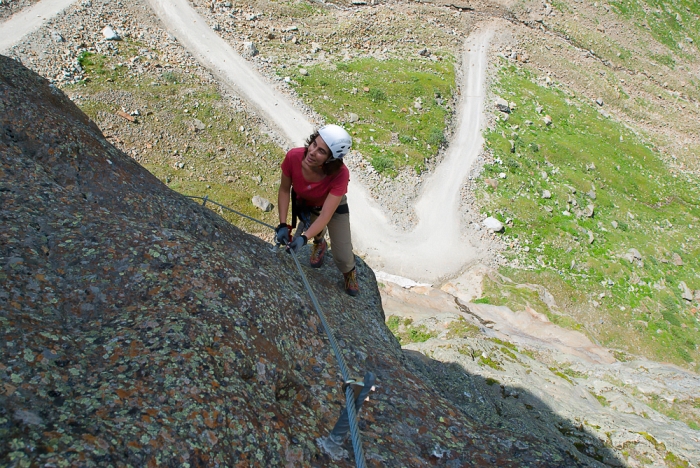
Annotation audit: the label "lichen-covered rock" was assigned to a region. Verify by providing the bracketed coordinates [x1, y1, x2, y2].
[1, 55, 588, 466]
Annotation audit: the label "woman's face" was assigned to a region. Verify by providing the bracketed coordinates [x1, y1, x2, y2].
[305, 136, 331, 167]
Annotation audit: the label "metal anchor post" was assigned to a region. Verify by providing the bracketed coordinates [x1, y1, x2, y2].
[329, 371, 376, 445]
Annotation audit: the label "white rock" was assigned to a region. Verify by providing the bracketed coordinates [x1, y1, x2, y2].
[679, 282, 693, 301]
[299, 68, 308, 76]
[252, 195, 273, 212]
[498, 172, 506, 179]
[102, 26, 121, 41]
[586, 204, 595, 218]
[542, 190, 552, 199]
[543, 115, 552, 125]
[243, 42, 258, 57]
[495, 97, 510, 113]
[483, 217, 504, 233]
[192, 119, 206, 131]
[51, 31, 65, 43]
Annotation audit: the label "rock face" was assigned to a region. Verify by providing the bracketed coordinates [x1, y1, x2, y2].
[0, 56, 591, 466]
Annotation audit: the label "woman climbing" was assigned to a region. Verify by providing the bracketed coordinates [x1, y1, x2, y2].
[275, 124, 359, 296]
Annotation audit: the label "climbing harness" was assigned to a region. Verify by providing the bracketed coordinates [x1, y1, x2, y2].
[187, 195, 374, 467]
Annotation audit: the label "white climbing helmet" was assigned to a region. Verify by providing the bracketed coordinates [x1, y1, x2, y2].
[318, 124, 352, 162]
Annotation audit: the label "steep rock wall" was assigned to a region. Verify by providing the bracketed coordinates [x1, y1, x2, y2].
[1, 55, 591, 466]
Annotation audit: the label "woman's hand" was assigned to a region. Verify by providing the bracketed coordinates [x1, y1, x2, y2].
[275, 223, 290, 245]
[287, 234, 307, 253]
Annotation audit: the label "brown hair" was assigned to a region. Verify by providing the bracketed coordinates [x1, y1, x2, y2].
[305, 131, 345, 176]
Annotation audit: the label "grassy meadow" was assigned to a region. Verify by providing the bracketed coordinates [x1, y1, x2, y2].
[479, 62, 700, 369]
[288, 56, 455, 175]
[69, 43, 284, 235]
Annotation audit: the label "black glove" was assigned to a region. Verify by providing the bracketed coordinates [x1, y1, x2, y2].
[275, 223, 290, 245]
[287, 234, 307, 253]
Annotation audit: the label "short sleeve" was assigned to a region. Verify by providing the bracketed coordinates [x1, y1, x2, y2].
[329, 166, 350, 197]
[281, 151, 293, 177]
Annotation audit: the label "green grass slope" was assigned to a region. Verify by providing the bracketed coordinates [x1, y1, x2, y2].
[69, 43, 284, 235]
[479, 62, 700, 369]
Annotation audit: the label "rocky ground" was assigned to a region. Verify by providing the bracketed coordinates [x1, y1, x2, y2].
[0, 0, 39, 20]
[380, 271, 700, 467]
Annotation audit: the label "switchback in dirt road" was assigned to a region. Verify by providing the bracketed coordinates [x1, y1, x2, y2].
[146, 0, 494, 283]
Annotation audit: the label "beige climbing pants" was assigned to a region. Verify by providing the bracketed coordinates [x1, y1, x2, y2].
[296, 195, 355, 274]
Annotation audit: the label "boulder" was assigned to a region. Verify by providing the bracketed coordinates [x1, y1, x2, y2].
[252, 195, 273, 212]
[495, 97, 510, 113]
[51, 31, 65, 43]
[622, 248, 642, 263]
[102, 25, 121, 41]
[191, 118, 206, 132]
[596, 98, 604, 106]
[242, 42, 259, 57]
[672, 253, 683, 266]
[542, 190, 552, 199]
[679, 282, 693, 301]
[586, 204, 595, 218]
[483, 217, 505, 232]
[543, 115, 552, 125]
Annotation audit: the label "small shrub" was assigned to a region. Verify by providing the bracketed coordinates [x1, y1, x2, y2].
[371, 153, 395, 174]
[386, 316, 400, 334]
[479, 355, 504, 371]
[446, 318, 479, 339]
[427, 127, 446, 147]
[473, 297, 491, 304]
[162, 71, 178, 83]
[368, 88, 387, 102]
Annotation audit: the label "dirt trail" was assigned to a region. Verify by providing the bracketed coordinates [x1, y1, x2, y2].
[4, 0, 495, 283]
[147, 0, 314, 147]
[350, 26, 493, 282]
[0, 0, 77, 53]
[146, 0, 495, 283]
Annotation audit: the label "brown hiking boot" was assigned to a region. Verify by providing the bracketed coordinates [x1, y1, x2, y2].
[310, 238, 327, 268]
[343, 268, 359, 296]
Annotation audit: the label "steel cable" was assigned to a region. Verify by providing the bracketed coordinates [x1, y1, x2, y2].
[187, 195, 367, 467]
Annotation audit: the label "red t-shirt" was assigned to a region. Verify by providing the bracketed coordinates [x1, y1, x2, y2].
[281, 147, 350, 207]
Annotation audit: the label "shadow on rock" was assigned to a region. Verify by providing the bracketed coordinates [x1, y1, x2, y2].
[403, 349, 626, 467]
